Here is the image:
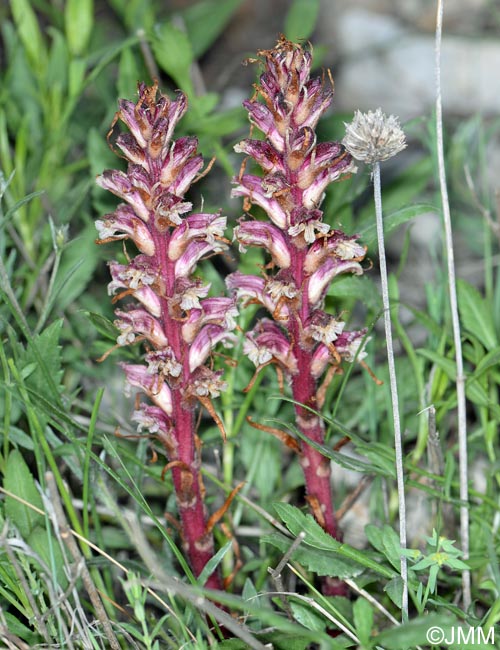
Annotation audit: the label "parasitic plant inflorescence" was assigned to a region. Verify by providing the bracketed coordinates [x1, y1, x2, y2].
[96, 83, 237, 589]
[227, 38, 368, 594]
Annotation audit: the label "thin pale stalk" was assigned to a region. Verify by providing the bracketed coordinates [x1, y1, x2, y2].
[435, 0, 470, 610]
[372, 161, 408, 621]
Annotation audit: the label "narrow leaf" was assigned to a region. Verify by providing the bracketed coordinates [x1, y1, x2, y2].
[457, 279, 497, 351]
[65, 0, 94, 55]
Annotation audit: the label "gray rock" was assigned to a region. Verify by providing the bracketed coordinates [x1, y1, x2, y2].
[320, 8, 500, 118]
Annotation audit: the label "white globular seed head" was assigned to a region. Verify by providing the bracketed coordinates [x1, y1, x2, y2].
[343, 108, 406, 164]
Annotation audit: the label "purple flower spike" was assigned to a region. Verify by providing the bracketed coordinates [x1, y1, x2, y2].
[96, 82, 237, 590]
[228, 38, 367, 597]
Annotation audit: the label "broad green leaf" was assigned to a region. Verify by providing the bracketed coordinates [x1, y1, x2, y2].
[381, 524, 404, 571]
[263, 531, 364, 579]
[4, 449, 44, 538]
[183, 0, 244, 59]
[9, 0, 47, 71]
[46, 29, 69, 93]
[360, 203, 436, 247]
[384, 576, 404, 608]
[68, 58, 86, 99]
[28, 526, 68, 590]
[284, 0, 320, 42]
[353, 598, 373, 646]
[3, 426, 35, 451]
[65, 0, 94, 56]
[365, 524, 384, 553]
[457, 279, 497, 351]
[19, 320, 64, 402]
[373, 615, 485, 650]
[2, 612, 38, 646]
[151, 22, 193, 93]
[290, 602, 326, 632]
[273, 503, 395, 578]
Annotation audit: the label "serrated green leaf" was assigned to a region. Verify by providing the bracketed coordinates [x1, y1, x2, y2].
[183, 0, 244, 58]
[457, 279, 497, 351]
[4, 449, 44, 538]
[19, 320, 64, 402]
[284, 0, 320, 41]
[65, 0, 94, 56]
[353, 598, 373, 646]
[151, 22, 193, 92]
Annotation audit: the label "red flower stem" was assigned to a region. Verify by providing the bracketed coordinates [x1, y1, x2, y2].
[170, 402, 222, 590]
[157, 235, 221, 590]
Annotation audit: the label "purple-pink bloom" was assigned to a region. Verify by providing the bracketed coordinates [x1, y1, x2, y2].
[227, 39, 367, 596]
[96, 82, 236, 590]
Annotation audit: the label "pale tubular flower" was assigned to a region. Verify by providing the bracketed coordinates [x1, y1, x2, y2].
[114, 309, 169, 348]
[96, 170, 150, 222]
[303, 233, 365, 274]
[178, 282, 211, 310]
[189, 324, 237, 373]
[182, 297, 238, 344]
[231, 175, 288, 229]
[190, 368, 227, 399]
[121, 363, 173, 415]
[145, 349, 182, 379]
[307, 257, 363, 307]
[234, 221, 291, 268]
[244, 319, 298, 374]
[343, 108, 406, 164]
[95, 205, 155, 256]
[132, 404, 172, 435]
[168, 213, 227, 260]
[306, 312, 345, 344]
[175, 239, 228, 278]
[288, 217, 330, 244]
[336, 331, 370, 363]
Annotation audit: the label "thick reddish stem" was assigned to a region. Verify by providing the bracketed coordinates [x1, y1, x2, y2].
[170, 402, 222, 590]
